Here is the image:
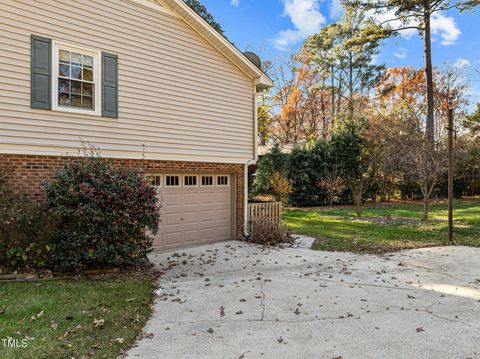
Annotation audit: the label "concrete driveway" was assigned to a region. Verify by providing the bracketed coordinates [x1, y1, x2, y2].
[127, 242, 480, 359]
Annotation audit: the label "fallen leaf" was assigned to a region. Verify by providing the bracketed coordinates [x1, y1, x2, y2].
[50, 320, 58, 330]
[143, 332, 155, 339]
[114, 337, 124, 344]
[31, 310, 44, 320]
[416, 327, 424, 333]
[93, 318, 105, 328]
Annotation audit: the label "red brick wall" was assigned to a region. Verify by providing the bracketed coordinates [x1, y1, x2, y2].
[0, 154, 245, 238]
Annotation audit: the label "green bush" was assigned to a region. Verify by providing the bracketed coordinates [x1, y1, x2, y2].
[45, 156, 160, 272]
[0, 171, 55, 271]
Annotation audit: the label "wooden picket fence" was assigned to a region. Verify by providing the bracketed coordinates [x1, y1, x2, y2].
[247, 201, 282, 234]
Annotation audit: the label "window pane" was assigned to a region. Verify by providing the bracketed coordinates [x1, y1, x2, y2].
[71, 52, 82, 66]
[59, 50, 70, 64]
[82, 96, 93, 109]
[58, 79, 70, 93]
[71, 94, 81, 108]
[166, 176, 180, 186]
[56, 47, 97, 112]
[82, 83, 93, 96]
[59, 64, 70, 77]
[83, 55, 93, 68]
[70, 66, 81, 79]
[59, 93, 70, 106]
[71, 80, 81, 94]
[82, 68, 93, 82]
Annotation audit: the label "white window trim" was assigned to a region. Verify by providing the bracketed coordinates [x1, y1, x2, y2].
[200, 175, 215, 188]
[164, 174, 181, 188]
[183, 175, 198, 187]
[146, 174, 162, 188]
[51, 41, 102, 116]
[216, 175, 229, 187]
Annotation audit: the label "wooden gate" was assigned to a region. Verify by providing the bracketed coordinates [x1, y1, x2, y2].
[247, 201, 282, 234]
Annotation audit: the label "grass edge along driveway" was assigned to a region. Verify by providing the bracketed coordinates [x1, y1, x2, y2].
[0, 276, 154, 359]
[283, 200, 480, 253]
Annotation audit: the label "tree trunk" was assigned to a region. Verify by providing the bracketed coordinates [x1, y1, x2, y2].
[354, 191, 362, 217]
[422, 196, 430, 222]
[331, 65, 335, 118]
[351, 184, 362, 217]
[423, 2, 435, 146]
[348, 53, 354, 121]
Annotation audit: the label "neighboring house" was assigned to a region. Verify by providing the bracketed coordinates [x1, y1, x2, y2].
[0, 0, 273, 250]
[248, 144, 294, 188]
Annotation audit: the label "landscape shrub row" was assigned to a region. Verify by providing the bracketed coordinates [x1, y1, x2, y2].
[0, 154, 160, 273]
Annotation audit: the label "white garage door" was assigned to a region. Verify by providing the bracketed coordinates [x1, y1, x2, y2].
[147, 174, 233, 250]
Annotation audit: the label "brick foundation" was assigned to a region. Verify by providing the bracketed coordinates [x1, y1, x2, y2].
[0, 154, 245, 238]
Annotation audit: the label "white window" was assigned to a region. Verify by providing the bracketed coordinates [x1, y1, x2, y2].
[184, 175, 198, 187]
[201, 175, 214, 187]
[147, 175, 161, 187]
[165, 175, 180, 187]
[52, 42, 101, 115]
[217, 175, 229, 187]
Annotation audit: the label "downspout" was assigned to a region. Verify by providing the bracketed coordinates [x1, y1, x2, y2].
[244, 83, 262, 237]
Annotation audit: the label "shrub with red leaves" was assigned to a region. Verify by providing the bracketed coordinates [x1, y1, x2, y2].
[45, 155, 160, 272]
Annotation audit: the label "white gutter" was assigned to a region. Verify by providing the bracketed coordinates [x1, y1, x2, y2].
[243, 85, 265, 237]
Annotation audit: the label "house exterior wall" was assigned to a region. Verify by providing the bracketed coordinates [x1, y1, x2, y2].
[0, 0, 255, 163]
[0, 154, 245, 238]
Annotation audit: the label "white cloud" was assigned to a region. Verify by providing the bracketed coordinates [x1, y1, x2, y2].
[367, 9, 417, 39]
[454, 58, 470, 69]
[230, 0, 239, 7]
[367, 11, 461, 46]
[273, 0, 326, 50]
[431, 12, 461, 46]
[329, 0, 344, 20]
[394, 47, 407, 59]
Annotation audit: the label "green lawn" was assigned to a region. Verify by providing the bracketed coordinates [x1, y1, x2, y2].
[0, 277, 153, 359]
[284, 200, 480, 253]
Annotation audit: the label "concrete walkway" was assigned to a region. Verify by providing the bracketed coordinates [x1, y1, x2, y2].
[127, 242, 480, 359]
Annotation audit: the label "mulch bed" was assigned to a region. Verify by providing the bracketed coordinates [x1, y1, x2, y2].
[0, 263, 160, 282]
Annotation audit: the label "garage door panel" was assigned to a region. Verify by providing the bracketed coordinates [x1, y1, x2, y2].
[165, 231, 183, 245]
[163, 213, 183, 226]
[198, 210, 216, 221]
[216, 209, 229, 220]
[163, 193, 183, 206]
[152, 174, 233, 250]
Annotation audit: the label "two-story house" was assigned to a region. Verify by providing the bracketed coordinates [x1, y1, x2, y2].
[0, 0, 273, 250]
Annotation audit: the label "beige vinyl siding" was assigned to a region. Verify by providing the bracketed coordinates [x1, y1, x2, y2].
[0, 0, 255, 163]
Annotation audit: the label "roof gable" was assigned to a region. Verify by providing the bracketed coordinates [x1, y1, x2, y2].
[154, 0, 273, 88]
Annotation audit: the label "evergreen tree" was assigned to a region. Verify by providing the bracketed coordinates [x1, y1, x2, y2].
[184, 0, 224, 35]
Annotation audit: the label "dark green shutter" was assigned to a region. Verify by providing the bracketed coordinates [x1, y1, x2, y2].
[102, 52, 118, 118]
[31, 35, 51, 110]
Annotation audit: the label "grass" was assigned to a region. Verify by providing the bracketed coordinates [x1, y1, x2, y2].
[0, 276, 154, 359]
[283, 200, 480, 253]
